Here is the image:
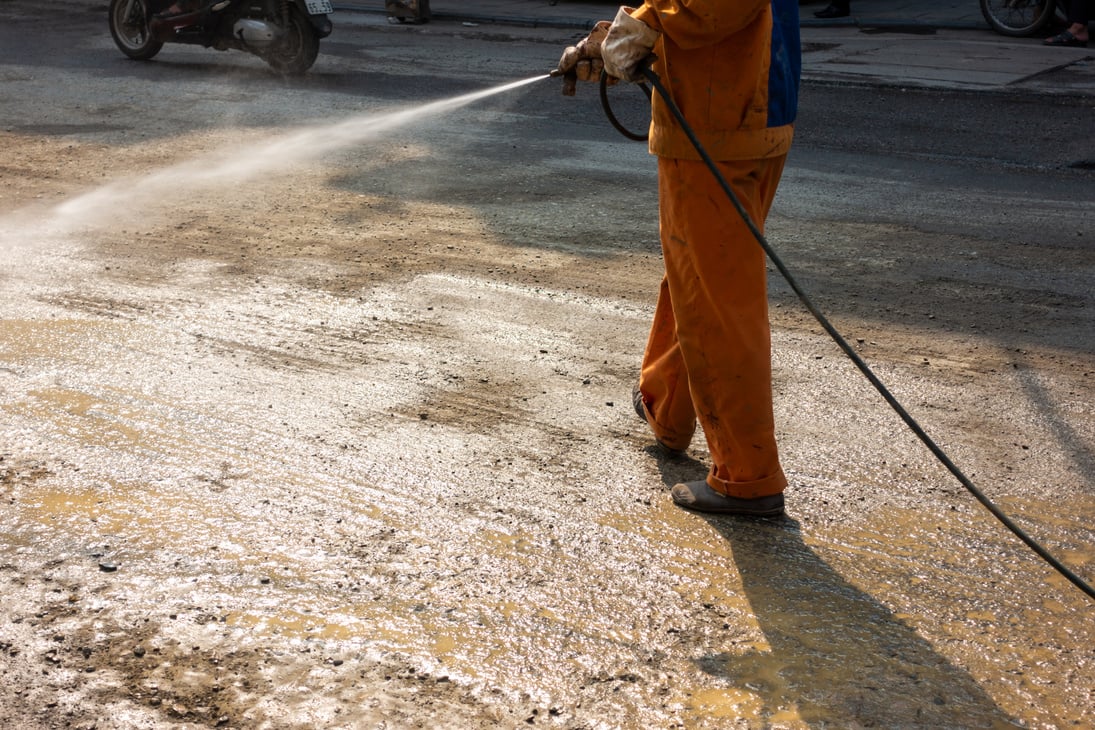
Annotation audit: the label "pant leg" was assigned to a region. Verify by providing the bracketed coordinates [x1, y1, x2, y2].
[650, 155, 788, 499]
[1066, 0, 1090, 25]
[638, 274, 699, 451]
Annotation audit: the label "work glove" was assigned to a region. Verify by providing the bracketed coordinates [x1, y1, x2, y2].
[602, 6, 659, 82]
[556, 20, 611, 96]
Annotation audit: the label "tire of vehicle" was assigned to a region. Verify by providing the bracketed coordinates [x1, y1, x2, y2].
[263, 5, 320, 75]
[108, 0, 164, 60]
[979, 0, 1059, 36]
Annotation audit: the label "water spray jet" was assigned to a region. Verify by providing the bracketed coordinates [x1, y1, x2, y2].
[0, 74, 550, 252]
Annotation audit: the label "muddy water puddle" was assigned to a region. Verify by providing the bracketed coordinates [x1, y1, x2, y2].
[4, 314, 1093, 727]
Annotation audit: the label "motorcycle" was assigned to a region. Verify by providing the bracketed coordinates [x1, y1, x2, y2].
[108, 0, 333, 75]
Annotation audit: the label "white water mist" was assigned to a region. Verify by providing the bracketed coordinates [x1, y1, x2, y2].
[1, 74, 548, 250]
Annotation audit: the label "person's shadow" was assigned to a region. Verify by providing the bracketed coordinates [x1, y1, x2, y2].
[653, 453, 1018, 726]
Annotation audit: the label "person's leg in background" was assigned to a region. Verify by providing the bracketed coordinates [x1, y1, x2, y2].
[1045, 0, 1090, 45]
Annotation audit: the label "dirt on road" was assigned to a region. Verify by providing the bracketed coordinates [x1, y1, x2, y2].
[2, 5, 1094, 730]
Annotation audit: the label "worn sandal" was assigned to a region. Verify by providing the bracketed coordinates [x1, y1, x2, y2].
[1044, 31, 1088, 47]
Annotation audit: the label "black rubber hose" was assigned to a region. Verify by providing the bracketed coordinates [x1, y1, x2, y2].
[599, 71, 652, 141]
[629, 63, 1095, 603]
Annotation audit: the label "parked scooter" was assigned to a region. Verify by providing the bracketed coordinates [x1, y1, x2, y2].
[108, 0, 332, 74]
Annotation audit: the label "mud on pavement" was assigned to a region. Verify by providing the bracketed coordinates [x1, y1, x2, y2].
[2, 4, 1094, 729]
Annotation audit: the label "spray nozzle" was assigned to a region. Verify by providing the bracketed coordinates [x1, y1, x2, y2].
[549, 65, 579, 96]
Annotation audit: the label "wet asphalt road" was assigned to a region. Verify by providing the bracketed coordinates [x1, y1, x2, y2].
[1, 2, 1093, 728]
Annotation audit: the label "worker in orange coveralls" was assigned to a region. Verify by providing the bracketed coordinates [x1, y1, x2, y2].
[557, 1, 801, 516]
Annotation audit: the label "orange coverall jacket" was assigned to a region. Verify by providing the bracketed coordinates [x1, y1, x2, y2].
[631, 0, 799, 161]
[631, 0, 801, 499]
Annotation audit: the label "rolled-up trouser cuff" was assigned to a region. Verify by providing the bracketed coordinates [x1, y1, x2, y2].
[707, 466, 787, 500]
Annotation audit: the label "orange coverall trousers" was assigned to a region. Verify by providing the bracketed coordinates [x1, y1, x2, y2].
[638, 155, 788, 499]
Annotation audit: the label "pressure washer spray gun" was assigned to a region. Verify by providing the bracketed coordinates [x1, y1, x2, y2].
[549, 61, 653, 142]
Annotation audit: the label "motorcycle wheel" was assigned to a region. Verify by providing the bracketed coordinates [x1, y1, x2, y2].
[978, 0, 1058, 36]
[108, 0, 164, 60]
[264, 6, 319, 75]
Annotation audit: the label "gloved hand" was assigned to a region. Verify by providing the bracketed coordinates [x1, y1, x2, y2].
[602, 6, 659, 82]
[556, 20, 611, 96]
